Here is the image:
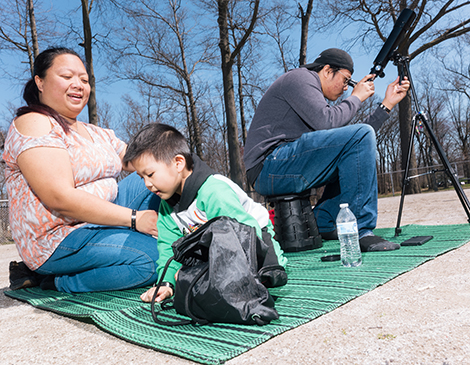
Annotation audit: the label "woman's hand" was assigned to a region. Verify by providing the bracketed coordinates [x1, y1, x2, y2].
[136, 210, 159, 237]
[140, 285, 173, 303]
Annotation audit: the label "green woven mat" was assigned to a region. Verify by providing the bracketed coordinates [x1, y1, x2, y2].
[5, 224, 470, 364]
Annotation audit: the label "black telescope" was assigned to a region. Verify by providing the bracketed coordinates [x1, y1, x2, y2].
[370, 8, 416, 78]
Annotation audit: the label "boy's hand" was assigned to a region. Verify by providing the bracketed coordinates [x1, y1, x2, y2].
[136, 210, 159, 237]
[140, 285, 173, 303]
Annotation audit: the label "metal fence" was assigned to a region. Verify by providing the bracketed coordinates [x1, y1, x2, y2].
[378, 160, 470, 197]
[0, 200, 12, 244]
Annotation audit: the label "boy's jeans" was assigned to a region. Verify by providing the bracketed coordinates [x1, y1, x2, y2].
[254, 124, 378, 236]
[36, 172, 161, 293]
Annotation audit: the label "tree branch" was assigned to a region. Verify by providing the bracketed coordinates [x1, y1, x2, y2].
[0, 26, 28, 52]
[410, 19, 470, 59]
[230, 0, 259, 64]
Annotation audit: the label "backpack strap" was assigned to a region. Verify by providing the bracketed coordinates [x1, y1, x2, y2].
[150, 256, 192, 326]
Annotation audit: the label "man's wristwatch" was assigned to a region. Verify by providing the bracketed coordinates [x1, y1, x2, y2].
[379, 103, 391, 114]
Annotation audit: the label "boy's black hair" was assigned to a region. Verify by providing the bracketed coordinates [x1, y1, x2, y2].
[123, 123, 194, 170]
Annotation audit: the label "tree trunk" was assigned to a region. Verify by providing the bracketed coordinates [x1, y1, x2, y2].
[26, 0, 39, 77]
[81, 0, 98, 125]
[184, 77, 203, 158]
[221, 54, 244, 186]
[217, 0, 254, 187]
[186, 82, 203, 158]
[237, 53, 248, 146]
[172, 1, 203, 159]
[298, 0, 314, 66]
[399, 92, 420, 194]
[27, 0, 39, 58]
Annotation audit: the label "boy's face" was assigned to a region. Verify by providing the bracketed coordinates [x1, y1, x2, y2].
[132, 153, 187, 200]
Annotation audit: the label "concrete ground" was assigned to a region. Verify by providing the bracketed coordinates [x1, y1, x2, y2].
[1, 189, 470, 364]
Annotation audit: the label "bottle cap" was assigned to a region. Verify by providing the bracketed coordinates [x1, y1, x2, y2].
[340, 203, 349, 208]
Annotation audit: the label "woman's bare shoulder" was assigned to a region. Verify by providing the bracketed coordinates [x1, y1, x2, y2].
[14, 112, 53, 137]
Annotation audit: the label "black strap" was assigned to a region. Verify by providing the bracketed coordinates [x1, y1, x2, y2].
[150, 256, 192, 326]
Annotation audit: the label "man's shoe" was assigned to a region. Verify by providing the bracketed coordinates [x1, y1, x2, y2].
[9, 261, 40, 290]
[320, 229, 338, 241]
[359, 235, 400, 252]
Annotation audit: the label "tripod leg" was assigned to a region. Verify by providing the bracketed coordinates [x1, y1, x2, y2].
[392, 55, 470, 234]
[419, 114, 470, 222]
[395, 114, 418, 236]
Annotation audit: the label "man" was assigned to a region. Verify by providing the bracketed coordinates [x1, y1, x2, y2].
[243, 48, 410, 252]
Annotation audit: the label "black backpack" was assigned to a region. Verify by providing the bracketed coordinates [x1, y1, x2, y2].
[151, 216, 288, 326]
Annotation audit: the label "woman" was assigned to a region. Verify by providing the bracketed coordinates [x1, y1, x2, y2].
[4, 47, 161, 293]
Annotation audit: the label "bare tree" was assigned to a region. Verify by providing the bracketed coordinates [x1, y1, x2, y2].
[0, 0, 49, 77]
[414, 80, 450, 190]
[217, 0, 260, 187]
[447, 94, 470, 178]
[118, 94, 163, 142]
[107, 0, 212, 159]
[27, 0, 39, 61]
[438, 37, 470, 100]
[377, 113, 402, 194]
[298, 0, 314, 66]
[96, 100, 114, 129]
[80, 0, 98, 125]
[201, 100, 230, 175]
[258, 2, 297, 72]
[227, 2, 263, 146]
[319, 0, 470, 193]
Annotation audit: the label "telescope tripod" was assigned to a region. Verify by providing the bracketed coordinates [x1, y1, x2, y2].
[393, 53, 470, 236]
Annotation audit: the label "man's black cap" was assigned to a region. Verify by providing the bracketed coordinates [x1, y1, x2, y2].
[302, 48, 354, 74]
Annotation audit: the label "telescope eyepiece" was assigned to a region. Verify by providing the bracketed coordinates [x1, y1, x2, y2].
[347, 79, 358, 88]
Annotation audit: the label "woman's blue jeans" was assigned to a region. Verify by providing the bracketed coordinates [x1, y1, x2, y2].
[254, 124, 378, 236]
[35, 172, 161, 293]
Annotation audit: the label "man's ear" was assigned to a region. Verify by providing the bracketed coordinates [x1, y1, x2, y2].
[322, 65, 334, 76]
[174, 155, 187, 172]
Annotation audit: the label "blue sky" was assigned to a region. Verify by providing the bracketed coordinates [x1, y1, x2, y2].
[0, 2, 422, 137]
[0, 37, 398, 131]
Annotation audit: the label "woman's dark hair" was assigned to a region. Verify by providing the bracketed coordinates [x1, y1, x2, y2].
[123, 123, 193, 170]
[16, 47, 85, 133]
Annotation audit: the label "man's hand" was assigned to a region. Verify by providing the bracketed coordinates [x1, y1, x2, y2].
[140, 285, 173, 303]
[351, 74, 376, 102]
[382, 76, 410, 110]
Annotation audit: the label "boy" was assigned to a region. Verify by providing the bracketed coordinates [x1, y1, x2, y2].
[123, 123, 287, 303]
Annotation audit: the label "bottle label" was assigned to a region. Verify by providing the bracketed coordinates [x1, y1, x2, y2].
[337, 222, 358, 234]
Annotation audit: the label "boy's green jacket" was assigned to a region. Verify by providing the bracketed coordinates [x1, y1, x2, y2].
[156, 155, 287, 285]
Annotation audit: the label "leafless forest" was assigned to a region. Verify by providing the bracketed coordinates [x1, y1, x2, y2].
[0, 0, 469, 198]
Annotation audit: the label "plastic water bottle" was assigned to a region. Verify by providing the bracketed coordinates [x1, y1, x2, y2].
[336, 203, 362, 267]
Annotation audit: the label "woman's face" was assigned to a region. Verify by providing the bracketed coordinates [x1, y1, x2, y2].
[35, 54, 90, 122]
